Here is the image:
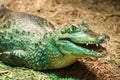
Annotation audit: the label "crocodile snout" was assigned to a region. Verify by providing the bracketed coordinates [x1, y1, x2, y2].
[97, 34, 110, 42]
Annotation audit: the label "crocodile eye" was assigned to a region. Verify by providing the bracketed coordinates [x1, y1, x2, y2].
[68, 24, 80, 33]
[61, 24, 80, 34]
[71, 25, 79, 32]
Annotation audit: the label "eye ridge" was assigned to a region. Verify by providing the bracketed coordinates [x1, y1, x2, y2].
[61, 24, 80, 34]
[68, 25, 80, 33]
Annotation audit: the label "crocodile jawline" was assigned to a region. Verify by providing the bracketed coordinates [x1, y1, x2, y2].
[78, 43, 106, 54]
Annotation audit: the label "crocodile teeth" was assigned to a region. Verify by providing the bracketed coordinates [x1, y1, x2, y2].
[96, 44, 99, 47]
[91, 50, 94, 53]
[86, 43, 89, 46]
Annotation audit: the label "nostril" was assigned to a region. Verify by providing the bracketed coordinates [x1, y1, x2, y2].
[97, 34, 110, 42]
[98, 35, 105, 41]
[105, 35, 110, 40]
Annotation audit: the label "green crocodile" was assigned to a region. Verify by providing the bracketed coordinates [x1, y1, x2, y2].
[0, 3, 109, 70]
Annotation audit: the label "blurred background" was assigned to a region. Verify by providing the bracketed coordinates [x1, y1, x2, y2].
[0, 0, 120, 80]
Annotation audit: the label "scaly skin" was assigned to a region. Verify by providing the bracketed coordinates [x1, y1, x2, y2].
[0, 3, 109, 70]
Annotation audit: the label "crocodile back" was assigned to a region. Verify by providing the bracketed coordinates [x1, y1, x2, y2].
[0, 2, 55, 37]
[8, 12, 55, 37]
[0, 4, 55, 52]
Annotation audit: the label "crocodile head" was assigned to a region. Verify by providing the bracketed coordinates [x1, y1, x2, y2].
[53, 22, 109, 58]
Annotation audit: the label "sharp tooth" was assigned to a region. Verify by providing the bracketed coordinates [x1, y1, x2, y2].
[86, 43, 88, 46]
[96, 44, 99, 47]
[91, 50, 93, 52]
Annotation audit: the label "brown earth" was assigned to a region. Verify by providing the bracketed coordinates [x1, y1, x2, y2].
[0, 0, 120, 80]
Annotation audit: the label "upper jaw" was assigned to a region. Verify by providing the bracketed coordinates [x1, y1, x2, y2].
[71, 33, 109, 44]
[69, 34, 109, 57]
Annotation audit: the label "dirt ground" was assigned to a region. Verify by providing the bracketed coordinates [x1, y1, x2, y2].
[0, 0, 120, 80]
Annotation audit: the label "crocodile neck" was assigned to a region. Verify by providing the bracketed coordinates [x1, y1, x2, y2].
[49, 54, 78, 69]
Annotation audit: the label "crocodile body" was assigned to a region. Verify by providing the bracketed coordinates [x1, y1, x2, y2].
[0, 3, 109, 70]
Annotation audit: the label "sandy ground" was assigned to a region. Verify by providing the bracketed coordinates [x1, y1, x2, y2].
[0, 0, 120, 80]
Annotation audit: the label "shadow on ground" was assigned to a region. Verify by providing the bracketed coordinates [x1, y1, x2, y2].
[44, 62, 97, 80]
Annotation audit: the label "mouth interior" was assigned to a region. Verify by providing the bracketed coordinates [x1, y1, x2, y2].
[78, 43, 106, 53]
[72, 42, 107, 57]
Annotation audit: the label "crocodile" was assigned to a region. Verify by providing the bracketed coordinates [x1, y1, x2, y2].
[0, 3, 109, 70]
